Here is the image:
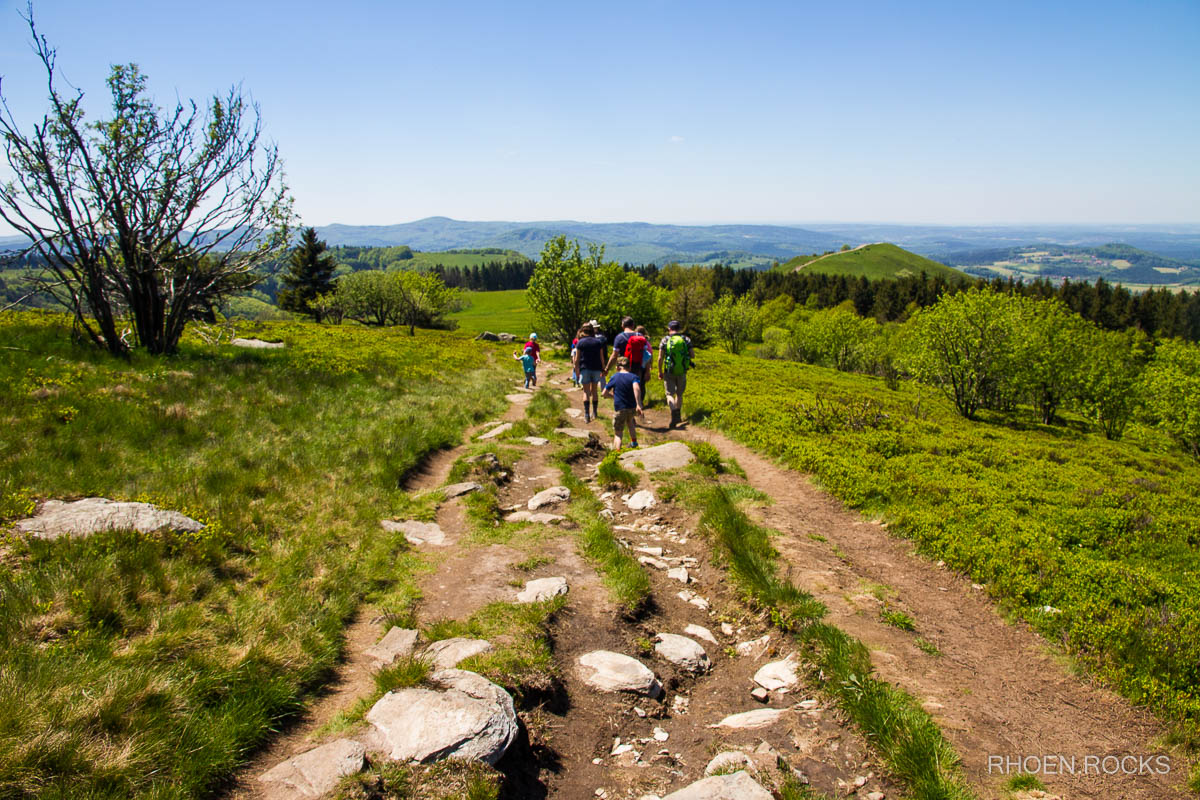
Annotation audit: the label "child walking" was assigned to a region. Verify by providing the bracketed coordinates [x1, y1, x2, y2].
[601, 357, 644, 449]
[514, 346, 537, 388]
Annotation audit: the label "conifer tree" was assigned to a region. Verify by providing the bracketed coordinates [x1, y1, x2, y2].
[279, 227, 338, 319]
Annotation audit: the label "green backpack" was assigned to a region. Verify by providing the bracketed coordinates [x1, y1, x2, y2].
[664, 334, 690, 376]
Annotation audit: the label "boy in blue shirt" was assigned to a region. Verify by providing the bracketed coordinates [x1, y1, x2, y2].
[513, 346, 537, 388]
[602, 357, 644, 449]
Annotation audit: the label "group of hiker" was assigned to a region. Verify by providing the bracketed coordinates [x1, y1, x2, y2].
[514, 317, 694, 450]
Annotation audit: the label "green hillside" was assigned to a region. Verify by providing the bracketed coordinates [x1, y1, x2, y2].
[784, 243, 970, 281]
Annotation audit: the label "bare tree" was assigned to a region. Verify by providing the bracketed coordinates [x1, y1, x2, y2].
[0, 9, 292, 355]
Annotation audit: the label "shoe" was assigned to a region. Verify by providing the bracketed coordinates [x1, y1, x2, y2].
[584, 412, 591, 423]
[629, 441, 638, 449]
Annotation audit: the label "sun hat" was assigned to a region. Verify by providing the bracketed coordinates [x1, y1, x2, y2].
[529, 332, 538, 340]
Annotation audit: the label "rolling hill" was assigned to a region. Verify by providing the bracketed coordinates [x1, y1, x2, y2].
[783, 242, 971, 281]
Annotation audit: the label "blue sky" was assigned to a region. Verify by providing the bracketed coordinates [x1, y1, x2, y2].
[1, 0, 1197, 227]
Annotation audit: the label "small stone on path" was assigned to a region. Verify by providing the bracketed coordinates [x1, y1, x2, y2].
[709, 708, 786, 730]
[517, 576, 568, 603]
[735, 634, 771, 658]
[505, 393, 532, 404]
[382, 519, 447, 547]
[639, 556, 669, 570]
[654, 633, 710, 673]
[505, 510, 567, 524]
[751, 687, 770, 702]
[478, 422, 513, 440]
[619, 441, 695, 473]
[626, 490, 656, 511]
[753, 655, 800, 691]
[662, 771, 773, 800]
[365, 627, 419, 668]
[527, 486, 571, 510]
[577, 651, 663, 697]
[258, 738, 365, 798]
[16, 498, 204, 540]
[685, 624, 718, 645]
[524, 436, 549, 446]
[704, 751, 754, 777]
[555, 427, 596, 441]
[565, 408, 583, 418]
[667, 566, 690, 583]
[442, 481, 482, 498]
[634, 546, 663, 557]
[422, 637, 493, 669]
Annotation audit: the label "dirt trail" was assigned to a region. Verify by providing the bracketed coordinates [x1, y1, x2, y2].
[630, 404, 1186, 799]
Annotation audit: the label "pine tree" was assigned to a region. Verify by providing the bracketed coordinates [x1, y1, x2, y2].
[279, 227, 338, 319]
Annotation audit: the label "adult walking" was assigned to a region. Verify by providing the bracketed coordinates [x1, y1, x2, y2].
[572, 322, 608, 422]
[604, 317, 637, 376]
[658, 320, 694, 429]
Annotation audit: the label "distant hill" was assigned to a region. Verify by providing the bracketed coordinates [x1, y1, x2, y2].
[314, 217, 844, 266]
[783, 243, 971, 281]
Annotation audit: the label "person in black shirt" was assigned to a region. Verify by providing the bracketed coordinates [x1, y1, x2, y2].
[571, 322, 608, 422]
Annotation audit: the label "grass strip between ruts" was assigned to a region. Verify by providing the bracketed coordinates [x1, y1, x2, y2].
[699, 485, 976, 800]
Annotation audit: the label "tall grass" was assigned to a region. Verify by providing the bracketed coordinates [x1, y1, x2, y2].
[699, 487, 975, 800]
[0, 313, 511, 799]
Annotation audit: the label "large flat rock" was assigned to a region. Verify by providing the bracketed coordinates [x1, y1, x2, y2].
[365, 627, 419, 669]
[576, 650, 662, 697]
[709, 708, 786, 730]
[516, 576, 568, 603]
[753, 655, 799, 692]
[626, 490, 656, 511]
[504, 510, 567, 524]
[442, 481, 482, 498]
[619, 441, 695, 473]
[422, 637, 493, 669]
[662, 771, 774, 800]
[527, 486, 570, 510]
[15, 498, 204, 540]
[382, 519, 446, 546]
[366, 669, 517, 766]
[232, 337, 286, 349]
[258, 738, 365, 798]
[478, 422, 513, 440]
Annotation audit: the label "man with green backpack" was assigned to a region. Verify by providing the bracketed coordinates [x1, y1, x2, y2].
[658, 320, 694, 429]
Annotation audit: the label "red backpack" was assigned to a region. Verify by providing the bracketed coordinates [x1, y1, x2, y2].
[624, 334, 648, 367]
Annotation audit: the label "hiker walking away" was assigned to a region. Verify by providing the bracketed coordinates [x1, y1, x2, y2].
[570, 329, 583, 387]
[602, 356, 644, 449]
[513, 346, 537, 388]
[604, 316, 637, 377]
[658, 320, 694, 428]
[633, 324, 653, 406]
[572, 322, 608, 422]
[523, 332, 542, 366]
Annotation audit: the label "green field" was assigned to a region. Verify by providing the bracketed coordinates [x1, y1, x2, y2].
[448, 289, 535, 335]
[0, 313, 513, 799]
[406, 249, 528, 269]
[784, 243, 970, 281]
[686, 348, 1200, 747]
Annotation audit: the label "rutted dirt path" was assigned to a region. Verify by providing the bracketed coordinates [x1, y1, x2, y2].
[620, 401, 1187, 800]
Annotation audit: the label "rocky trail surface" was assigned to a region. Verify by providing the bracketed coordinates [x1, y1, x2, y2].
[222, 360, 1189, 800]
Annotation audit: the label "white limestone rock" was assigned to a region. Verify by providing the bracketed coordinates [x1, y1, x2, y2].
[654, 634, 710, 674]
[382, 519, 447, 547]
[626, 490, 656, 511]
[478, 422, 513, 440]
[619, 441, 695, 473]
[527, 486, 571, 510]
[667, 566, 690, 583]
[709, 708, 786, 730]
[442, 481, 482, 498]
[684, 624, 719, 645]
[517, 576, 568, 603]
[753, 654, 800, 692]
[504, 510, 567, 524]
[703, 751, 755, 777]
[662, 771, 773, 800]
[576, 651, 663, 697]
[734, 634, 771, 658]
[505, 393, 533, 403]
[524, 436, 549, 446]
[15, 498, 204, 540]
[365, 627, 419, 668]
[232, 337, 285, 349]
[366, 669, 517, 765]
[258, 738, 365, 798]
[422, 637, 493, 669]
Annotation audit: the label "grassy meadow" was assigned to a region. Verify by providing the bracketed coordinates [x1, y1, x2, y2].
[0, 313, 514, 799]
[449, 289, 535, 335]
[685, 349, 1200, 747]
[783, 243, 969, 281]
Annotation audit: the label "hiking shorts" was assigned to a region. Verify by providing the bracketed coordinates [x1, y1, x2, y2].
[664, 373, 687, 398]
[613, 408, 637, 431]
[579, 368, 605, 385]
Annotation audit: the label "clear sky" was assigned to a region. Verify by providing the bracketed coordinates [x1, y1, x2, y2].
[1, 0, 1197, 227]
